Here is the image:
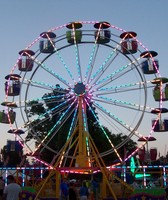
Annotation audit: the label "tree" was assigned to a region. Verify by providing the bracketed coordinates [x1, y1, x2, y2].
[25, 85, 137, 166]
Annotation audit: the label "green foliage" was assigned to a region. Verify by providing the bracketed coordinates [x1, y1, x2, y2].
[24, 85, 137, 165]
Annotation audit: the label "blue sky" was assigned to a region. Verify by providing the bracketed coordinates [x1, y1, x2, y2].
[0, 0, 168, 157]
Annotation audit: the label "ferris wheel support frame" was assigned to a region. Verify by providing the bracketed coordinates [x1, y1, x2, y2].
[34, 95, 135, 200]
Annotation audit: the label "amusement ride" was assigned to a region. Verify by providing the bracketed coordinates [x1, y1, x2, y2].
[0, 21, 168, 199]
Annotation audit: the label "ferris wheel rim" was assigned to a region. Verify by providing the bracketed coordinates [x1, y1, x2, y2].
[4, 20, 163, 167]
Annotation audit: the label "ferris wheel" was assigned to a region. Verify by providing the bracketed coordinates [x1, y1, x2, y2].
[2, 21, 168, 168]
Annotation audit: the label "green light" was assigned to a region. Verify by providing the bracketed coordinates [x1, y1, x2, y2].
[130, 157, 135, 174]
[135, 174, 151, 178]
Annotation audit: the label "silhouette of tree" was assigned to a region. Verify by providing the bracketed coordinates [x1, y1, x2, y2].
[24, 85, 137, 165]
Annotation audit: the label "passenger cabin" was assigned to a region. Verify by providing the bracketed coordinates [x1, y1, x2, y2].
[39, 32, 56, 53]
[0, 110, 16, 124]
[66, 22, 82, 44]
[151, 77, 168, 101]
[120, 31, 138, 54]
[6, 140, 23, 152]
[18, 50, 35, 71]
[140, 51, 159, 74]
[152, 119, 168, 132]
[153, 84, 168, 101]
[150, 148, 157, 161]
[138, 136, 157, 162]
[5, 74, 21, 96]
[94, 21, 111, 44]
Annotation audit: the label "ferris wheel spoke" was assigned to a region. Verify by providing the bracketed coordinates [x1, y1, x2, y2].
[28, 102, 71, 131]
[87, 30, 131, 87]
[20, 89, 72, 131]
[26, 95, 75, 127]
[94, 95, 157, 119]
[66, 105, 78, 140]
[84, 98, 123, 162]
[23, 105, 71, 154]
[26, 39, 76, 84]
[92, 96, 152, 113]
[92, 56, 142, 90]
[12, 94, 69, 115]
[95, 66, 138, 91]
[95, 79, 153, 95]
[30, 55, 72, 88]
[84, 43, 99, 84]
[90, 52, 119, 87]
[58, 106, 79, 167]
[93, 103, 145, 154]
[93, 101, 143, 136]
[38, 31, 76, 83]
[34, 98, 77, 152]
[85, 22, 115, 85]
[70, 24, 83, 82]
[22, 78, 68, 92]
[84, 24, 108, 84]
[39, 105, 77, 155]
[54, 47, 77, 83]
[24, 106, 71, 147]
[88, 45, 124, 87]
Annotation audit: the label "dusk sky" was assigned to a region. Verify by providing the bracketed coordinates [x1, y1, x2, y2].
[0, 0, 168, 158]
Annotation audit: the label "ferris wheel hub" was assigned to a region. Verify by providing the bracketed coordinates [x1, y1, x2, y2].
[74, 82, 86, 96]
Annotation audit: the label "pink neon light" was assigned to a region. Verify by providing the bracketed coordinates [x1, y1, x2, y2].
[4, 20, 166, 172]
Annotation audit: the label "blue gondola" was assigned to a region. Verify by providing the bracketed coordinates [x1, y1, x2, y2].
[140, 51, 159, 74]
[5, 74, 21, 96]
[6, 140, 23, 152]
[141, 59, 159, 74]
[94, 21, 111, 44]
[39, 32, 56, 53]
[95, 30, 111, 44]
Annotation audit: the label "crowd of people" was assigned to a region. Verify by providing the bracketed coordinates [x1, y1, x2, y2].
[0, 174, 98, 200]
[0, 174, 168, 200]
[60, 177, 99, 200]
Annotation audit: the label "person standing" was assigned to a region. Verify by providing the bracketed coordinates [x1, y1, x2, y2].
[60, 178, 68, 200]
[0, 176, 4, 200]
[69, 182, 77, 200]
[91, 178, 99, 200]
[79, 181, 89, 200]
[3, 175, 22, 200]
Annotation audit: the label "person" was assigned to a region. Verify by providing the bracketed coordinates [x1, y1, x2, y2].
[79, 181, 89, 200]
[3, 175, 22, 200]
[91, 178, 99, 200]
[0, 176, 4, 200]
[69, 182, 77, 200]
[60, 178, 68, 200]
